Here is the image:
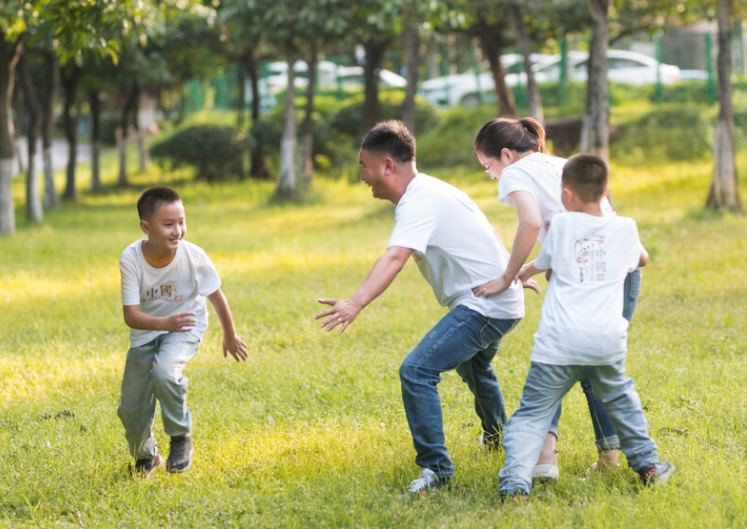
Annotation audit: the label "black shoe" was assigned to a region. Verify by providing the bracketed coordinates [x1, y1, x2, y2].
[499, 487, 529, 503]
[167, 436, 194, 473]
[134, 454, 164, 478]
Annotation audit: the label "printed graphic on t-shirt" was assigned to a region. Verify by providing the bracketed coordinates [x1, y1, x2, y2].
[142, 284, 183, 303]
[574, 236, 606, 283]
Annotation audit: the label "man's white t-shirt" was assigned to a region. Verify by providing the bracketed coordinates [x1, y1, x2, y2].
[119, 239, 221, 347]
[498, 152, 612, 243]
[388, 173, 524, 320]
[530, 212, 641, 366]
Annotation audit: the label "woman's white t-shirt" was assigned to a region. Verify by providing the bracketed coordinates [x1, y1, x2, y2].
[119, 239, 221, 347]
[388, 173, 524, 320]
[530, 212, 641, 366]
[498, 152, 612, 243]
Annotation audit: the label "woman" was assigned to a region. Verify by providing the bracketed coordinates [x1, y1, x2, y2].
[472, 117, 645, 480]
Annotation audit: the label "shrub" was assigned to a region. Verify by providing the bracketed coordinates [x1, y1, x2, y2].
[329, 91, 440, 139]
[149, 125, 252, 182]
[611, 105, 711, 165]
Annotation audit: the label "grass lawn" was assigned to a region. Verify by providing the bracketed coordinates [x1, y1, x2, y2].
[1, 145, 746, 528]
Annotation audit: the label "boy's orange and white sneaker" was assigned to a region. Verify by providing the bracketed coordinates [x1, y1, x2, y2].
[638, 462, 676, 487]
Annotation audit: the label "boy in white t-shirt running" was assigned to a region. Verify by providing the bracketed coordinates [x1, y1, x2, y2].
[497, 155, 674, 500]
[118, 187, 248, 477]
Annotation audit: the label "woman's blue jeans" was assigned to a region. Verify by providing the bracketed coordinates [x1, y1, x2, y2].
[399, 305, 520, 479]
[549, 268, 641, 450]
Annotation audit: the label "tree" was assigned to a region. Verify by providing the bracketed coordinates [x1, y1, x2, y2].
[581, 0, 611, 163]
[17, 53, 43, 221]
[706, 0, 740, 210]
[0, 0, 137, 234]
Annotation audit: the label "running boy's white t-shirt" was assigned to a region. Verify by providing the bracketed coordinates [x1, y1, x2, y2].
[530, 212, 641, 366]
[498, 152, 612, 243]
[119, 239, 221, 347]
[388, 173, 524, 320]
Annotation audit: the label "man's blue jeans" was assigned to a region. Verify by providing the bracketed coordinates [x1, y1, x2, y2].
[499, 360, 659, 495]
[117, 332, 201, 459]
[399, 305, 520, 479]
[549, 268, 642, 449]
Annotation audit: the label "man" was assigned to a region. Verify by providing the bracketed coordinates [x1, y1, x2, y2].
[315, 120, 525, 493]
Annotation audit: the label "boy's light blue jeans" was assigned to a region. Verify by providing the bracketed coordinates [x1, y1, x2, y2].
[550, 268, 642, 448]
[117, 332, 201, 459]
[399, 304, 521, 479]
[499, 359, 659, 495]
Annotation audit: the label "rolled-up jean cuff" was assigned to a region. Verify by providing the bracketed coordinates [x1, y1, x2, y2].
[547, 425, 559, 439]
[594, 435, 620, 451]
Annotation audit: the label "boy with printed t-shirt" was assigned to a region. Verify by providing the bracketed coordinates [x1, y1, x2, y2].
[497, 154, 674, 500]
[118, 186, 247, 477]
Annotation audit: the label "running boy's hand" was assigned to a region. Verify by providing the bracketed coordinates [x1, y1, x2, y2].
[222, 334, 248, 361]
[164, 311, 198, 332]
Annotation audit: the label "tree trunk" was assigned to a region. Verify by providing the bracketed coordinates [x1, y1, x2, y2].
[401, 6, 420, 133]
[18, 55, 43, 222]
[363, 39, 389, 133]
[236, 64, 246, 130]
[582, 0, 610, 165]
[134, 88, 148, 173]
[88, 89, 102, 192]
[119, 82, 138, 186]
[0, 34, 23, 235]
[510, 2, 543, 123]
[42, 53, 59, 209]
[301, 52, 317, 187]
[241, 53, 270, 179]
[61, 65, 81, 201]
[275, 55, 297, 197]
[706, 0, 740, 210]
[475, 22, 516, 117]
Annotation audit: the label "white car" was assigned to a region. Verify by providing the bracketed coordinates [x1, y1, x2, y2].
[526, 49, 681, 86]
[418, 53, 553, 108]
[247, 60, 407, 110]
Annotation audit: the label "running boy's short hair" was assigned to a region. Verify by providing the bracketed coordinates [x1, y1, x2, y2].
[361, 120, 416, 163]
[562, 154, 609, 204]
[137, 187, 182, 220]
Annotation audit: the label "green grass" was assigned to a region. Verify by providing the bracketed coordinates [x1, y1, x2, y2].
[2, 144, 747, 529]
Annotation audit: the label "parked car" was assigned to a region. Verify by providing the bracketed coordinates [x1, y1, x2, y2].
[520, 49, 681, 86]
[247, 60, 407, 110]
[418, 53, 552, 108]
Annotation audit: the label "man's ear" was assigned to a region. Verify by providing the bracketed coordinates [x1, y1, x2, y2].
[382, 155, 395, 175]
[140, 219, 150, 235]
[602, 185, 610, 199]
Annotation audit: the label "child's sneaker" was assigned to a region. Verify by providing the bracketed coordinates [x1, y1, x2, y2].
[638, 462, 675, 487]
[499, 487, 530, 503]
[134, 454, 164, 478]
[407, 467, 449, 494]
[167, 435, 194, 473]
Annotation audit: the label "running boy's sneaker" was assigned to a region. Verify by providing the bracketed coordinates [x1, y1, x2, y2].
[167, 435, 194, 473]
[638, 462, 675, 487]
[134, 454, 164, 478]
[407, 467, 449, 494]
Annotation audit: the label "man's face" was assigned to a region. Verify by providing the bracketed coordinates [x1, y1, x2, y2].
[358, 148, 387, 200]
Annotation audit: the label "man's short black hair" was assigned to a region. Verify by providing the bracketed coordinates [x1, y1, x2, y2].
[360, 120, 416, 163]
[137, 187, 182, 220]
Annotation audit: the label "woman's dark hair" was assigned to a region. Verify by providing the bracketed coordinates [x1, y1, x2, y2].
[473, 117, 548, 157]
